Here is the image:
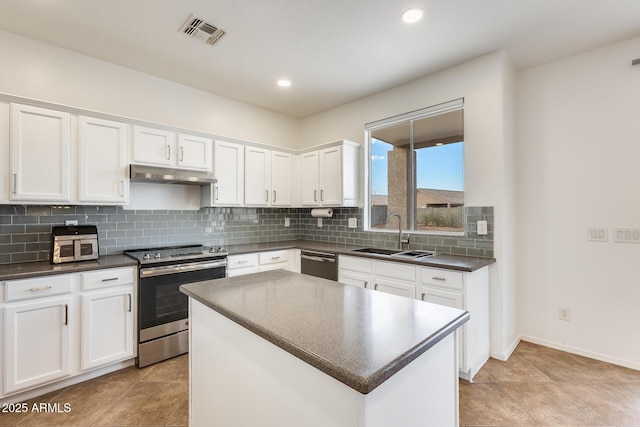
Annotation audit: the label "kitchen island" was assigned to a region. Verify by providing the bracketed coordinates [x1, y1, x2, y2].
[181, 269, 469, 427]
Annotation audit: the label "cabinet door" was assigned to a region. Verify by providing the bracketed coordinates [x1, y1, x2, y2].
[4, 295, 74, 394]
[300, 151, 319, 206]
[374, 277, 416, 299]
[10, 103, 71, 202]
[339, 270, 373, 290]
[244, 146, 270, 206]
[419, 286, 464, 369]
[81, 287, 134, 371]
[178, 134, 213, 171]
[78, 116, 129, 204]
[132, 125, 175, 166]
[319, 146, 343, 205]
[271, 151, 292, 206]
[209, 140, 244, 206]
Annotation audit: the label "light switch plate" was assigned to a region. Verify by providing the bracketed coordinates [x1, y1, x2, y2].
[613, 228, 640, 243]
[477, 220, 488, 235]
[348, 218, 357, 228]
[284, 218, 290, 227]
[317, 218, 323, 227]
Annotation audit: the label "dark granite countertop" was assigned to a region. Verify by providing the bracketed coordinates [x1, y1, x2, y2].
[226, 239, 495, 272]
[0, 255, 138, 281]
[181, 269, 469, 394]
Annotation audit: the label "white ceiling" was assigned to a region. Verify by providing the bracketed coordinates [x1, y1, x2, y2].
[1, 0, 639, 118]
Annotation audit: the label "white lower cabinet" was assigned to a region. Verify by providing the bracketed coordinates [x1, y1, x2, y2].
[226, 253, 260, 277]
[4, 294, 75, 394]
[339, 255, 489, 381]
[226, 249, 296, 277]
[1, 267, 136, 398]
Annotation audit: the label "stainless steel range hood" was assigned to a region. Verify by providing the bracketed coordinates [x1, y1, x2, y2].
[130, 164, 217, 186]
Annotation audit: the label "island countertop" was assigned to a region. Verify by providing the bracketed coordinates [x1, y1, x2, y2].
[180, 269, 469, 394]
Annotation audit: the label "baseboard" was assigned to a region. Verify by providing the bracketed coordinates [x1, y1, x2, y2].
[520, 335, 640, 371]
[490, 335, 521, 361]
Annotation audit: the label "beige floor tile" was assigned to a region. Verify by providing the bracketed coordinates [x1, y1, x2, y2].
[165, 397, 189, 427]
[502, 381, 609, 426]
[473, 354, 553, 383]
[459, 382, 539, 426]
[93, 381, 187, 426]
[517, 349, 608, 382]
[563, 381, 640, 426]
[143, 355, 189, 384]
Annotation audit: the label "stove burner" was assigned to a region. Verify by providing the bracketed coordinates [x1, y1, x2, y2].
[124, 245, 228, 264]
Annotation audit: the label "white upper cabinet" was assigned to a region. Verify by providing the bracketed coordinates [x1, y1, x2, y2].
[78, 116, 129, 204]
[177, 133, 213, 171]
[244, 146, 271, 206]
[202, 140, 244, 206]
[10, 103, 71, 202]
[271, 151, 292, 206]
[300, 151, 320, 206]
[299, 141, 361, 207]
[132, 125, 212, 171]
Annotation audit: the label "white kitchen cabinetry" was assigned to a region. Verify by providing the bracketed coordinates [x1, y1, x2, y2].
[270, 151, 292, 206]
[418, 266, 489, 381]
[2, 267, 137, 398]
[9, 103, 71, 202]
[78, 116, 129, 204]
[3, 274, 75, 394]
[226, 253, 260, 277]
[245, 146, 271, 206]
[339, 255, 489, 381]
[258, 250, 289, 272]
[299, 141, 360, 207]
[202, 140, 244, 207]
[80, 268, 135, 371]
[132, 125, 213, 171]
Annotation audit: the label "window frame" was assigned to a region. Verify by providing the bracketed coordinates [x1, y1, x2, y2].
[363, 98, 465, 235]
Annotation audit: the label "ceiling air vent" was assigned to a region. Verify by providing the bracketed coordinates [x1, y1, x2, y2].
[180, 14, 226, 45]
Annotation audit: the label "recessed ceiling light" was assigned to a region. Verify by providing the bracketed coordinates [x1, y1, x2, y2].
[401, 7, 424, 24]
[277, 79, 291, 88]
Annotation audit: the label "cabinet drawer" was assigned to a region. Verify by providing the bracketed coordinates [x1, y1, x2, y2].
[81, 267, 135, 291]
[5, 274, 73, 302]
[227, 253, 259, 270]
[420, 267, 463, 290]
[259, 250, 289, 266]
[375, 260, 416, 282]
[339, 255, 372, 273]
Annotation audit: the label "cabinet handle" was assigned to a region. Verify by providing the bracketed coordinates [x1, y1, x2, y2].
[180, 146, 184, 162]
[64, 304, 68, 326]
[320, 189, 324, 201]
[237, 260, 248, 264]
[120, 180, 125, 197]
[271, 256, 281, 260]
[215, 185, 219, 201]
[167, 145, 171, 160]
[29, 285, 52, 292]
[12, 173, 17, 194]
[128, 294, 132, 312]
[364, 281, 368, 289]
[432, 277, 446, 281]
[265, 189, 269, 202]
[421, 293, 426, 301]
[374, 283, 378, 290]
[102, 277, 119, 282]
[273, 190, 276, 203]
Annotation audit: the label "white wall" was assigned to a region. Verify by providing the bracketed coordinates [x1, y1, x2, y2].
[518, 36, 640, 368]
[0, 30, 299, 149]
[300, 51, 519, 359]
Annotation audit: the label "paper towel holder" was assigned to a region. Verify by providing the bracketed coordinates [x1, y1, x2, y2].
[310, 208, 333, 218]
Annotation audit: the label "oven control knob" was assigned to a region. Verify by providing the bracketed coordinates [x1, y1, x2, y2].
[143, 253, 150, 261]
[209, 248, 215, 253]
[154, 252, 161, 259]
[217, 247, 224, 252]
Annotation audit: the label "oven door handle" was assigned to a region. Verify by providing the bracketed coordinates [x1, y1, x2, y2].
[301, 254, 336, 263]
[140, 260, 227, 278]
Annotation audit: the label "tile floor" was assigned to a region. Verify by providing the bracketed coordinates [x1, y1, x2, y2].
[0, 354, 188, 427]
[460, 341, 640, 426]
[2, 341, 639, 426]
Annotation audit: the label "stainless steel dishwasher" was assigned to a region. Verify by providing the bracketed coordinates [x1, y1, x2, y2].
[300, 250, 338, 281]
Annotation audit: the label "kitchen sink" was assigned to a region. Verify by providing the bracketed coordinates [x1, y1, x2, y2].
[350, 247, 401, 256]
[349, 247, 435, 260]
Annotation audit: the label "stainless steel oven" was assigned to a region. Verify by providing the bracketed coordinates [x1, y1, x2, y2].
[125, 245, 227, 367]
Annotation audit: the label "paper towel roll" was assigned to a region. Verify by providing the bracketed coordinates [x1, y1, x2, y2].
[310, 208, 333, 218]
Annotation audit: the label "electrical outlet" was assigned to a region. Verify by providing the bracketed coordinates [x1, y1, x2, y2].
[284, 217, 290, 227]
[477, 220, 488, 235]
[587, 227, 608, 242]
[317, 218, 322, 227]
[558, 307, 571, 321]
[348, 218, 357, 229]
[65, 220, 78, 226]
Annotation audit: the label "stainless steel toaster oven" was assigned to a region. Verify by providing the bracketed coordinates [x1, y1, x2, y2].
[51, 225, 99, 264]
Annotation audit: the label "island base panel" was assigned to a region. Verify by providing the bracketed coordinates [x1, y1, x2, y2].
[189, 299, 459, 427]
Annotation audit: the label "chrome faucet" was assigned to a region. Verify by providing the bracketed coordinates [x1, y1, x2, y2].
[387, 212, 410, 250]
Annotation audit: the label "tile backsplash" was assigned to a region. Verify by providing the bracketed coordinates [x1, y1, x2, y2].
[0, 205, 492, 265]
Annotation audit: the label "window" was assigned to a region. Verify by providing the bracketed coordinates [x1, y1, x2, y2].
[365, 99, 464, 234]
